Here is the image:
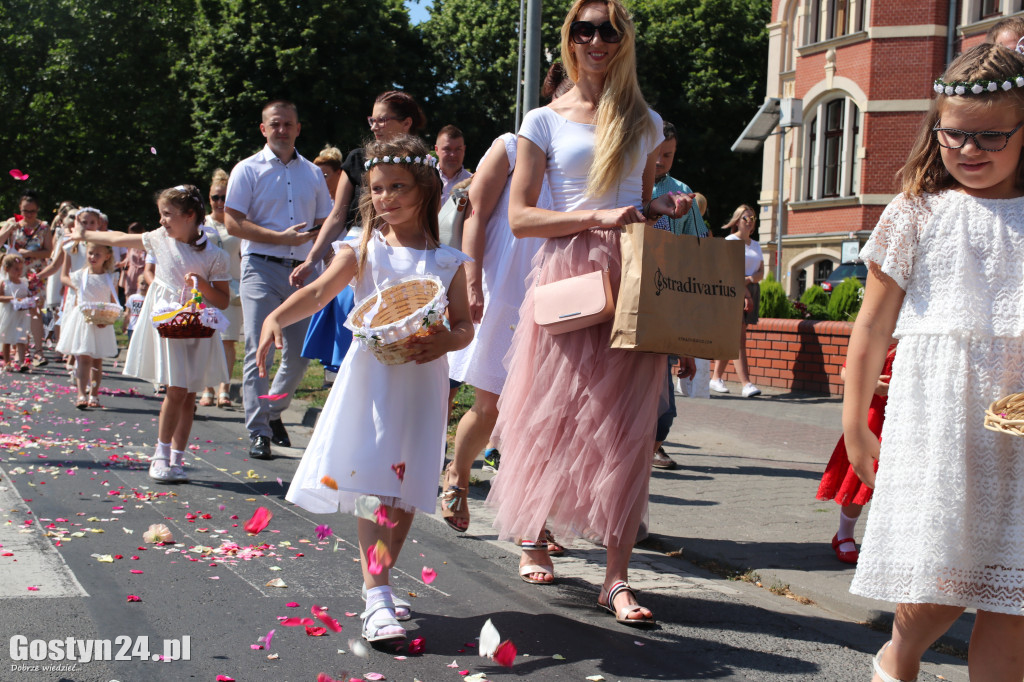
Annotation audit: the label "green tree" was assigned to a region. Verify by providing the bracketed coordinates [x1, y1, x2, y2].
[630, 0, 771, 228]
[419, 0, 566, 164]
[0, 0, 193, 225]
[185, 0, 430, 181]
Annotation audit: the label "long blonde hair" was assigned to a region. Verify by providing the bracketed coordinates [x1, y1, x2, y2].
[900, 43, 1024, 196]
[355, 136, 442, 278]
[561, 0, 655, 198]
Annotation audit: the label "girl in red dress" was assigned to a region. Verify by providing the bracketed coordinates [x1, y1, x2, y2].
[816, 342, 896, 564]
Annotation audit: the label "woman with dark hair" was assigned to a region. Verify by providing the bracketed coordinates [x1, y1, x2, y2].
[1, 191, 53, 365]
[486, 0, 691, 626]
[294, 91, 427, 378]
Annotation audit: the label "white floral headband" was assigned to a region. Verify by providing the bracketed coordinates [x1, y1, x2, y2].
[934, 37, 1024, 96]
[364, 155, 438, 171]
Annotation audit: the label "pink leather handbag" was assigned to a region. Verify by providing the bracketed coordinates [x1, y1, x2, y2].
[533, 269, 614, 335]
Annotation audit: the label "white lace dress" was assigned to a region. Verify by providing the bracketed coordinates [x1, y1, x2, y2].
[54, 270, 119, 358]
[448, 133, 549, 395]
[851, 191, 1024, 615]
[287, 231, 469, 515]
[122, 228, 230, 391]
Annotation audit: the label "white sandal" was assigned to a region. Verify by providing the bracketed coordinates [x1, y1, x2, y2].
[873, 641, 916, 682]
[361, 592, 406, 643]
[149, 456, 176, 483]
[361, 583, 411, 621]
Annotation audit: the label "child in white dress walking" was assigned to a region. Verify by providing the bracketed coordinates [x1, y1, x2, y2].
[258, 136, 472, 644]
[0, 254, 32, 371]
[844, 43, 1024, 681]
[55, 243, 119, 407]
[73, 185, 230, 483]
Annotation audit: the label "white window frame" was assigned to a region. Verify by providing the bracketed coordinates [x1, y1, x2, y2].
[803, 96, 861, 200]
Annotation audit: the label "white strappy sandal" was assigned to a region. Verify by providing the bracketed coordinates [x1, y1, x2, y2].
[873, 641, 917, 682]
[361, 592, 406, 643]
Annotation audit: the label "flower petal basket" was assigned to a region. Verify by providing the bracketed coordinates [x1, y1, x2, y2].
[984, 393, 1024, 437]
[151, 279, 223, 339]
[345, 275, 448, 366]
[156, 308, 216, 339]
[80, 301, 123, 326]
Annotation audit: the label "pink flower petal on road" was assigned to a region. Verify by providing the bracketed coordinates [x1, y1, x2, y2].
[244, 506, 273, 534]
[26, 586, 39, 591]
[286, 602, 300, 608]
[364, 674, 386, 681]
[130, 569, 144, 574]
[494, 639, 517, 667]
[421, 566, 437, 585]
[315, 524, 332, 541]
[258, 393, 288, 401]
[408, 637, 425, 654]
[316, 675, 341, 682]
[305, 625, 327, 636]
[126, 595, 141, 602]
[278, 617, 315, 627]
[260, 629, 275, 649]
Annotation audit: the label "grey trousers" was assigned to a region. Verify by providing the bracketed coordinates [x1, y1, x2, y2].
[240, 255, 314, 439]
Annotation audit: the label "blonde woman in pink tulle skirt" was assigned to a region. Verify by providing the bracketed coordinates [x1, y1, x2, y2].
[487, 0, 692, 627]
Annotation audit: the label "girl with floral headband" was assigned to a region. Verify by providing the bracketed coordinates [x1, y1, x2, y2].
[844, 43, 1024, 681]
[73, 185, 231, 483]
[257, 135, 472, 645]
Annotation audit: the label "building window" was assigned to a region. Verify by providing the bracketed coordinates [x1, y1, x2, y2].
[981, 0, 1001, 19]
[805, 0, 866, 44]
[815, 260, 834, 283]
[804, 97, 861, 200]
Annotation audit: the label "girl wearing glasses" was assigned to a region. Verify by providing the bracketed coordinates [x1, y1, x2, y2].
[486, 0, 691, 627]
[844, 43, 1024, 681]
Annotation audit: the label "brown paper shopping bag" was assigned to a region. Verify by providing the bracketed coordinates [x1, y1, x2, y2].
[610, 223, 745, 360]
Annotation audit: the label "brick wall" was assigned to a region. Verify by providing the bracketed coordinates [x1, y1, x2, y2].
[717, 318, 853, 395]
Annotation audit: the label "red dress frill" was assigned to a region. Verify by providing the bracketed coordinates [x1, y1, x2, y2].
[815, 345, 896, 506]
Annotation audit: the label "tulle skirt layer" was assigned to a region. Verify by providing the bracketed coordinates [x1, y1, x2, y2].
[487, 229, 664, 547]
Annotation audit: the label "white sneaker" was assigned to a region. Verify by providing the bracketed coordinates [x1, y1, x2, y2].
[742, 383, 762, 398]
[709, 378, 729, 393]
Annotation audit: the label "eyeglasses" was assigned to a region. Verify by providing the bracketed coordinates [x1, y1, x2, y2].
[569, 20, 622, 45]
[933, 122, 1023, 151]
[210, 194, 226, 202]
[367, 115, 399, 128]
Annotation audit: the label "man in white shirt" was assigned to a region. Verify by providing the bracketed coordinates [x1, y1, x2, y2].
[435, 125, 472, 205]
[225, 100, 333, 460]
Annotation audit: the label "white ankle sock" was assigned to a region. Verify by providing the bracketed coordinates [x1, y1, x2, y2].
[169, 449, 185, 467]
[153, 441, 171, 463]
[838, 510, 859, 540]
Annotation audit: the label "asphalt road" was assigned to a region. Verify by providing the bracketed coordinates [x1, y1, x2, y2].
[0, 361, 968, 682]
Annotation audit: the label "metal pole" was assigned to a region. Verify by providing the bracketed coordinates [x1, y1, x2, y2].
[523, 0, 542, 113]
[514, 0, 526, 132]
[775, 126, 787, 284]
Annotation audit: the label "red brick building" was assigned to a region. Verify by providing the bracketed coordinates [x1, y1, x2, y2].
[758, 0, 1022, 296]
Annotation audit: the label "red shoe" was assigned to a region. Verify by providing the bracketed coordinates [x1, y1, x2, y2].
[831, 533, 859, 564]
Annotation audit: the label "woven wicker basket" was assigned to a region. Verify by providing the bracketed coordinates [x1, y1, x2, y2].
[984, 392, 1024, 437]
[349, 278, 444, 365]
[156, 308, 216, 339]
[81, 303, 122, 326]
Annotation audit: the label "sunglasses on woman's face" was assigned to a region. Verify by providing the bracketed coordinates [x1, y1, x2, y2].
[569, 20, 622, 45]
[210, 194, 226, 202]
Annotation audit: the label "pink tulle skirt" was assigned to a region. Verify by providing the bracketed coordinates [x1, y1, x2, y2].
[487, 228, 664, 547]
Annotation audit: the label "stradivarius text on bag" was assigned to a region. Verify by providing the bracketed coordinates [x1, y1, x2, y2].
[653, 269, 738, 298]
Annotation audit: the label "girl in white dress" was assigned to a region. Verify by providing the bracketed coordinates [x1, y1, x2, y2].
[844, 43, 1024, 682]
[0, 254, 32, 370]
[258, 136, 472, 644]
[55, 243, 119, 407]
[73, 186, 230, 484]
